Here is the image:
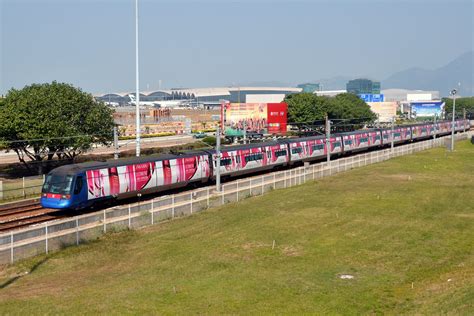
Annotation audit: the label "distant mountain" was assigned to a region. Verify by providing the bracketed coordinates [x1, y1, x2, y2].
[383, 51, 473, 97]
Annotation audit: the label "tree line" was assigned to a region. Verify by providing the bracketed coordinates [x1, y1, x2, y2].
[284, 92, 377, 131]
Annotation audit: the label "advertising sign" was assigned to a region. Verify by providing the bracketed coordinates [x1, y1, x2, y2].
[411, 101, 444, 118]
[359, 94, 384, 102]
[221, 102, 287, 137]
[367, 102, 397, 122]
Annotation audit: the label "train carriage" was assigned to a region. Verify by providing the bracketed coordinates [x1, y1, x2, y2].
[209, 141, 289, 178]
[340, 130, 381, 153]
[282, 135, 342, 163]
[411, 123, 433, 140]
[41, 153, 211, 209]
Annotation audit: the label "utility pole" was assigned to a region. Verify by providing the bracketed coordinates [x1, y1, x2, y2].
[135, 0, 141, 157]
[216, 126, 221, 192]
[450, 89, 457, 152]
[391, 117, 395, 152]
[325, 114, 330, 163]
[113, 126, 119, 159]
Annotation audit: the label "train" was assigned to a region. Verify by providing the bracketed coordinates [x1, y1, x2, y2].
[40, 120, 470, 210]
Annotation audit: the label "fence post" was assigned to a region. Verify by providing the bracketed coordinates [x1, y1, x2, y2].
[128, 205, 131, 228]
[22, 177, 26, 198]
[313, 165, 315, 180]
[261, 176, 264, 194]
[45, 223, 48, 254]
[207, 187, 210, 208]
[103, 209, 107, 233]
[250, 179, 253, 195]
[10, 231, 14, 263]
[273, 173, 276, 188]
[190, 192, 193, 214]
[76, 218, 79, 245]
[151, 200, 154, 225]
[236, 180, 239, 201]
[172, 196, 175, 218]
[221, 185, 225, 204]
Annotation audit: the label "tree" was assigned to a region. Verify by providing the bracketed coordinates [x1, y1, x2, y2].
[284, 92, 376, 130]
[442, 97, 474, 119]
[0, 82, 115, 171]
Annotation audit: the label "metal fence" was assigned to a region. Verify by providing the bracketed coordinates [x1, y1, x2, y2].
[0, 175, 45, 202]
[0, 133, 471, 265]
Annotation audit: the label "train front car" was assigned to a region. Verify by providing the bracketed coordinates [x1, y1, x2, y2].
[40, 168, 82, 209]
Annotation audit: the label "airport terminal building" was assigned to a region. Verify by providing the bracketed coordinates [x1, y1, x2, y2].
[95, 87, 302, 107]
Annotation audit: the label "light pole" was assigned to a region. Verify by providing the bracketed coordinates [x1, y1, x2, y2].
[135, 0, 141, 157]
[215, 126, 221, 192]
[450, 89, 457, 152]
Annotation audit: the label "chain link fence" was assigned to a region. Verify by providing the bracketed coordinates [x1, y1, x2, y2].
[0, 133, 471, 264]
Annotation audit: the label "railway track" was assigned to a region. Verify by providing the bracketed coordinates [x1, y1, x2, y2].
[0, 199, 65, 232]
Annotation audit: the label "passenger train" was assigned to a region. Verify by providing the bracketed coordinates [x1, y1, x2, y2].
[41, 120, 470, 210]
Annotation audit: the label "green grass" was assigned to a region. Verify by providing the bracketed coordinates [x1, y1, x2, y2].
[1, 141, 473, 314]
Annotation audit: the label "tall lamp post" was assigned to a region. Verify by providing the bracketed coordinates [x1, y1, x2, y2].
[450, 89, 457, 152]
[135, 0, 141, 157]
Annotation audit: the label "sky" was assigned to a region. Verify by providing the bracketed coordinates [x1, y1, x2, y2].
[1, 0, 473, 94]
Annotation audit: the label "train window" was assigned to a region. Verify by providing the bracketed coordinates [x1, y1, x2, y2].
[360, 137, 368, 143]
[383, 134, 389, 139]
[344, 140, 352, 145]
[394, 132, 401, 138]
[375, 136, 381, 140]
[267, 150, 272, 159]
[74, 176, 83, 194]
[220, 158, 232, 166]
[291, 147, 303, 154]
[236, 155, 241, 164]
[244, 153, 263, 162]
[333, 141, 341, 148]
[312, 144, 324, 151]
[275, 150, 287, 157]
[42, 174, 73, 194]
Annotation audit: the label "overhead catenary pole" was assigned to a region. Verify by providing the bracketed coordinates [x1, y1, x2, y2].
[450, 89, 457, 152]
[135, 0, 141, 157]
[463, 108, 466, 132]
[391, 117, 395, 151]
[325, 114, 330, 163]
[216, 126, 221, 192]
[113, 126, 119, 159]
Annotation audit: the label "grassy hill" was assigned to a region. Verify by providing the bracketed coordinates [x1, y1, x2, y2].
[1, 141, 473, 314]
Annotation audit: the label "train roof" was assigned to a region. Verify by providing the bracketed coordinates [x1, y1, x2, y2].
[48, 151, 209, 176]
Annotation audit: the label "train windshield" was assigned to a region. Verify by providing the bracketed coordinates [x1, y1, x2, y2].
[42, 174, 74, 194]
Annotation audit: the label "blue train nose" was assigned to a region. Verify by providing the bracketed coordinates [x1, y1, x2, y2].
[40, 196, 73, 209]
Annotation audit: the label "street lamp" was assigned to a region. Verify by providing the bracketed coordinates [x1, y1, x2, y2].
[135, 0, 141, 157]
[450, 89, 457, 151]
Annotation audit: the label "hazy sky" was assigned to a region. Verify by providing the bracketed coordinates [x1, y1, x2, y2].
[1, 0, 473, 94]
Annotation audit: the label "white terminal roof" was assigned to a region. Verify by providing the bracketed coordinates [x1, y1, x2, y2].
[94, 86, 302, 98]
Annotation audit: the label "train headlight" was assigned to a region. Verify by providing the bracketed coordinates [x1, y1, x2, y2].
[61, 194, 71, 200]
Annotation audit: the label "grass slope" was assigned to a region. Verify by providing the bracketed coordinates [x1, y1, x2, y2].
[1, 141, 473, 314]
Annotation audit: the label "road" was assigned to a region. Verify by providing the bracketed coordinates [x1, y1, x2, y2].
[0, 135, 195, 164]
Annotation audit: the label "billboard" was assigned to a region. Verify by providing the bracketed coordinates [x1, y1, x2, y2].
[359, 94, 385, 102]
[221, 102, 287, 137]
[411, 101, 444, 118]
[367, 102, 397, 122]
